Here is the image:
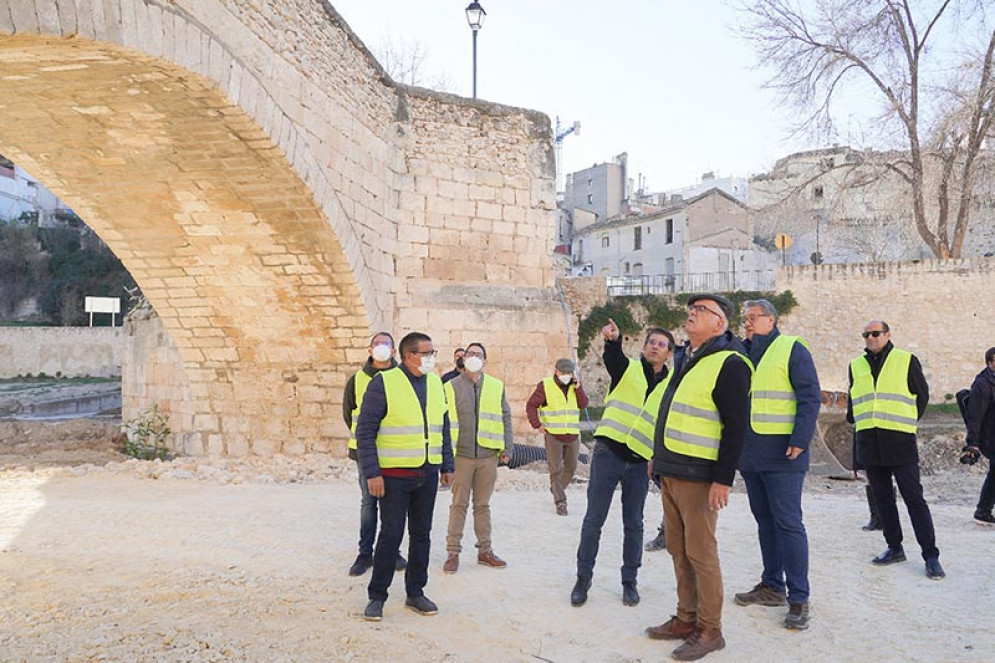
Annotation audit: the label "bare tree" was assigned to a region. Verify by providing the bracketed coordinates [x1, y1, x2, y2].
[739, 0, 995, 258]
[373, 37, 453, 92]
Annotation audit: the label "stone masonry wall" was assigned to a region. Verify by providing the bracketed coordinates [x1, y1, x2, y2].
[0, 328, 121, 379]
[777, 259, 995, 400]
[566, 259, 995, 406]
[0, 1, 568, 454]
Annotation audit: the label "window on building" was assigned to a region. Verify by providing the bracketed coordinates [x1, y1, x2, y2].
[814, 185, 824, 199]
[665, 218, 674, 244]
[633, 226, 642, 250]
[623, 262, 630, 275]
[587, 193, 594, 204]
[588, 178, 593, 188]
[577, 239, 584, 261]
[633, 263, 643, 276]
[601, 235, 610, 248]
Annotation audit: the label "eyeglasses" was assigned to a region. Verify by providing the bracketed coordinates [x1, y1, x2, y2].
[645, 339, 670, 350]
[862, 330, 886, 339]
[464, 350, 485, 358]
[412, 350, 438, 357]
[689, 304, 722, 318]
[743, 314, 772, 323]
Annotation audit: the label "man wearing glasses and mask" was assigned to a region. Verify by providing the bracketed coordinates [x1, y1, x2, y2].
[847, 320, 943, 580]
[356, 332, 455, 621]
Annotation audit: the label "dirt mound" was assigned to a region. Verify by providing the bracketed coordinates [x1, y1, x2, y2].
[0, 419, 126, 469]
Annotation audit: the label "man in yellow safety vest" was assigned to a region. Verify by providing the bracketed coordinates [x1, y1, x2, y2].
[442, 342, 513, 574]
[847, 320, 943, 580]
[526, 357, 590, 516]
[356, 332, 455, 622]
[570, 319, 674, 609]
[646, 294, 751, 662]
[732, 299, 821, 632]
[342, 331, 405, 577]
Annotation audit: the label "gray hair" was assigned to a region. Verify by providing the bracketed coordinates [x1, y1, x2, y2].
[744, 299, 778, 323]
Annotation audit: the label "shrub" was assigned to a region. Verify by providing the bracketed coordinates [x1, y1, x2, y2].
[122, 403, 174, 461]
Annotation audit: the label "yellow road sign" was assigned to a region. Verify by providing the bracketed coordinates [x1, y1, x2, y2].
[774, 233, 793, 249]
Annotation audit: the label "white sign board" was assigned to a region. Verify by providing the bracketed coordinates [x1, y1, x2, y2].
[85, 297, 121, 314]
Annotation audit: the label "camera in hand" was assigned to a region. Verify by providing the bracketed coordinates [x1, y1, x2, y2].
[960, 445, 981, 465]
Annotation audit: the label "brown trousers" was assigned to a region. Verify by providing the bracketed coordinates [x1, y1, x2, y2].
[662, 476, 724, 631]
[446, 455, 498, 555]
[544, 432, 580, 506]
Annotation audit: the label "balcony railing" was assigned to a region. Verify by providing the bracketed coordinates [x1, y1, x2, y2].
[606, 271, 776, 296]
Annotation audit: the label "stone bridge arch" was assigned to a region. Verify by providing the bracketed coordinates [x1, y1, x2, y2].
[0, 1, 566, 455]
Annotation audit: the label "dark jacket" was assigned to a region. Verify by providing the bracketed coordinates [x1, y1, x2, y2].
[356, 364, 455, 479]
[739, 328, 822, 473]
[652, 330, 752, 486]
[846, 341, 929, 467]
[966, 367, 995, 458]
[343, 357, 398, 460]
[598, 337, 670, 463]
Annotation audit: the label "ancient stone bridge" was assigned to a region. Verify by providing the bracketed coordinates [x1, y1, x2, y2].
[0, 1, 567, 455]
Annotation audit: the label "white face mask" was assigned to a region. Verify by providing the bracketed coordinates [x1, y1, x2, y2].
[418, 356, 437, 374]
[371, 344, 393, 362]
[557, 373, 573, 385]
[464, 356, 484, 373]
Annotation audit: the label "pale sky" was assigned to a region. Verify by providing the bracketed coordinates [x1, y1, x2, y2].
[332, 0, 814, 192]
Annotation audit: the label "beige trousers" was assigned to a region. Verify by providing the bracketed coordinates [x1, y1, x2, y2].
[446, 455, 498, 555]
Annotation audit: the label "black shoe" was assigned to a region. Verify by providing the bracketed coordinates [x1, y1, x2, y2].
[570, 576, 591, 607]
[784, 602, 810, 630]
[861, 519, 883, 531]
[395, 554, 407, 572]
[405, 595, 438, 616]
[363, 599, 384, 622]
[645, 530, 666, 552]
[349, 554, 374, 577]
[871, 547, 907, 565]
[622, 581, 640, 607]
[925, 557, 945, 580]
[974, 511, 995, 524]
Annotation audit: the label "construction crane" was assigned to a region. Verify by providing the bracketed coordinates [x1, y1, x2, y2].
[554, 116, 581, 196]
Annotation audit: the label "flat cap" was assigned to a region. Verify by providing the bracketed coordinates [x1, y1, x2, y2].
[554, 357, 575, 373]
[687, 293, 734, 321]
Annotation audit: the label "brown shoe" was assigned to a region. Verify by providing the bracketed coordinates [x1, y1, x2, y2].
[734, 582, 787, 607]
[671, 626, 725, 661]
[645, 615, 697, 641]
[477, 551, 507, 568]
[443, 554, 459, 574]
[556, 503, 568, 516]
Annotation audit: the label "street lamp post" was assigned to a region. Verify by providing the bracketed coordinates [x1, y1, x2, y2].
[465, 2, 486, 98]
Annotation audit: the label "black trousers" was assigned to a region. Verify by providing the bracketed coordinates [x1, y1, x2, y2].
[866, 462, 939, 560]
[367, 470, 439, 601]
[978, 459, 995, 514]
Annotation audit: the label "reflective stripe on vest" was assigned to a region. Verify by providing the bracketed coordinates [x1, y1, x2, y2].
[348, 370, 373, 450]
[750, 335, 805, 435]
[850, 348, 918, 434]
[538, 376, 580, 435]
[664, 351, 751, 461]
[376, 368, 445, 467]
[595, 358, 671, 459]
[444, 374, 506, 452]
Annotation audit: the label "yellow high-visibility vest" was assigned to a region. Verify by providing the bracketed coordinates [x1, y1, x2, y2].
[376, 368, 445, 467]
[664, 351, 751, 461]
[444, 374, 506, 452]
[850, 348, 918, 434]
[751, 335, 807, 435]
[595, 358, 671, 460]
[538, 377, 580, 435]
[348, 370, 373, 450]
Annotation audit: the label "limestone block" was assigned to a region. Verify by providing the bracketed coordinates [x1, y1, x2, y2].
[9, 0, 40, 32]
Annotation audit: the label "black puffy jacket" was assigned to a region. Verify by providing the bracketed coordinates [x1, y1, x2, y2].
[966, 368, 995, 458]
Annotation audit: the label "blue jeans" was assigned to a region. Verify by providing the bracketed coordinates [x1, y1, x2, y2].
[357, 464, 378, 557]
[368, 470, 439, 602]
[742, 470, 810, 603]
[576, 440, 649, 583]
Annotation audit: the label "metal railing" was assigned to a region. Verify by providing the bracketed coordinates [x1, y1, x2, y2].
[606, 270, 776, 296]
